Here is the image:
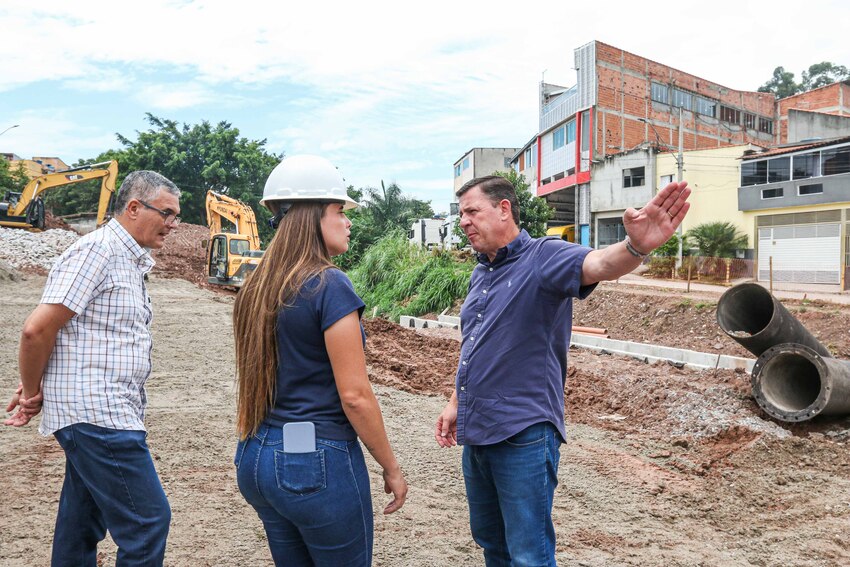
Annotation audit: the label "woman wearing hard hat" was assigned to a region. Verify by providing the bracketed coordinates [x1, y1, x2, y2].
[232, 155, 407, 566]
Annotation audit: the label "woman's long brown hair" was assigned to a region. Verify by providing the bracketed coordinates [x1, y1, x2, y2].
[233, 202, 334, 438]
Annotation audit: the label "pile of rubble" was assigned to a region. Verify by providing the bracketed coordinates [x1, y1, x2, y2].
[0, 227, 80, 273]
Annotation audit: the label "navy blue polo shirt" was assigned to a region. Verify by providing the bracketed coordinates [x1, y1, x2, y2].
[456, 229, 596, 446]
[266, 268, 365, 440]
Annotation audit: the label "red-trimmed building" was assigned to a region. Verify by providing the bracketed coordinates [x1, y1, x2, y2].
[506, 41, 850, 249]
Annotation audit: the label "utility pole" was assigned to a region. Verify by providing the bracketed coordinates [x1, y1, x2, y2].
[676, 107, 684, 269]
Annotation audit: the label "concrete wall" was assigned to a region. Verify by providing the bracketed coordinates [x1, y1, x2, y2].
[589, 148, 654, 212]
[787, 109, 850, 143]
[453, 148, 518, 194]
[778, 82, 850, 143]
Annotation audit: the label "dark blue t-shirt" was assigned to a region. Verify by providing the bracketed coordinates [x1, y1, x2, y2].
[456, 230, 595, 446]
[266, 268, 365, 440]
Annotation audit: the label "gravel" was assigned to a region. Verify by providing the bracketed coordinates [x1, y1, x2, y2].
[0, 227, 80, 271]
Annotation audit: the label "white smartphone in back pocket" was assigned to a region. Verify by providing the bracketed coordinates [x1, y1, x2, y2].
[283, 422, 316, 453]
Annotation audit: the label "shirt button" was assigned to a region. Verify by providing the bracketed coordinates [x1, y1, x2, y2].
[470, 336, 475, 342]
[477, 313, 482, 319]
[482, 289, 487, 294]
[489, 268, 493, 272]
[460, 386, 466, 391]
[462, 360, 467, 365]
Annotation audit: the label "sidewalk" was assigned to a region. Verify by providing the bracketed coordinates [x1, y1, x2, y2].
[608, 272, 850, 305]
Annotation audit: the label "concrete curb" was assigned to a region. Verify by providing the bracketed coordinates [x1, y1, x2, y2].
[397, 315, 754, 372]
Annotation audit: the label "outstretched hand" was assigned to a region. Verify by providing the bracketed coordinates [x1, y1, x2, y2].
[623, 181, 691, 254]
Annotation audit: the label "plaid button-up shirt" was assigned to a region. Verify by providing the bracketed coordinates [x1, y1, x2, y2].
[38, 219, 155, 436]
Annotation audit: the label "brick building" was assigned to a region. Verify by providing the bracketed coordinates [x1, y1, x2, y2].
[512, 42, 850, 248]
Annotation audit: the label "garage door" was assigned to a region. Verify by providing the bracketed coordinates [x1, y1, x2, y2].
[758, 223, 841, 284]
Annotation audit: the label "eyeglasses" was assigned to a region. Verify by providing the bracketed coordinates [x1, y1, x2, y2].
[138, 200, 181, 226]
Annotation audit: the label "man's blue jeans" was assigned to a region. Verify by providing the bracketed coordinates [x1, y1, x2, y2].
[52, 423, 171, 567]
[462, 421, 561, 567]
[235, 423, 374, 566]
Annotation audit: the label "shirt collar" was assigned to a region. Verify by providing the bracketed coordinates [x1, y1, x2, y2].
[476, 229, 530, 267]
[106, 219, 155, 270]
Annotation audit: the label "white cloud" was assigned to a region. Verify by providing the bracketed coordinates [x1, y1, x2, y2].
[2, 0, 849, 216]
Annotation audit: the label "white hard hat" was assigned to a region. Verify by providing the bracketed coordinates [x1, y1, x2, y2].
[260, 154, 358, 211]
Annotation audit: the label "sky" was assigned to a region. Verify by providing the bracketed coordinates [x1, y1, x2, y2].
[2, 0, 849, 214]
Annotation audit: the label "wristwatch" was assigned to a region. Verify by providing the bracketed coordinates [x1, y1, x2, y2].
[624, 236, 649, 259]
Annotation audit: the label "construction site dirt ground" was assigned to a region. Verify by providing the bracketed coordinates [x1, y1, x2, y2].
[3, 255, 850, 564]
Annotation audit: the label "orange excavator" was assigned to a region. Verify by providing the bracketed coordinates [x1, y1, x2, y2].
[205, 190, 264, 288]
[0, 160, 119, 230]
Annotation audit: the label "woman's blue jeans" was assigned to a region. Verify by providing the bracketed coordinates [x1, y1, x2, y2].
[235, 423, 373, 566]
[462, 421, 561, 567]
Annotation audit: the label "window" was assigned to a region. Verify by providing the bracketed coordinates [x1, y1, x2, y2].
[504, 157, 511, 168]
[761, 188, 783, 199]
[651, 82, 669, 104]
[530, 144, 536, 167]
[581, 110, 590, 152]
[623, 166, 645, 188]
[744, 113, 756, 129]
[695, 96, 716, 117]
[793, 152, 820, 179]
[822, 146, 850, 176]
[767, 157, 790, 183]
[462, 157, 470, 170]
[719, 106, 740, 124]
[660, 174, 674, 186]
[454, 164, 461, 177]
[742, 161, 767, 186]
[598, 217, 627, 247]
[672, 88, 692, 110]
[759, 118, 773, 134]
[566, 120, 576, 144]
[798, 183, 823, 196]
[552, 126, 565, 150]
[230, 239, 251, 255]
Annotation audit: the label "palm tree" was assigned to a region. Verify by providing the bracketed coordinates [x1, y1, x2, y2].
[685, 222, 748, 258]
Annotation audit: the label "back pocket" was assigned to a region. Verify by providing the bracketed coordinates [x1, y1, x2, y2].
[274, 449, 327, 495]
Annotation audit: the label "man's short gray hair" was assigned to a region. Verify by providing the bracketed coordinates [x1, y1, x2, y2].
[114, 171, 181, 215]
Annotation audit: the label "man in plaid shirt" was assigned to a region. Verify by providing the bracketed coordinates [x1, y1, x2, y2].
[5, 170, 181, 567]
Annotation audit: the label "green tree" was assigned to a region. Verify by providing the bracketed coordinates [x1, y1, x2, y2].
[495, 169, 553, 237]
[758, 66, 800, 98]
[47, 114, 282, 243]
[335, 181, 433, 270]
[685, 222, 748, 258]
[0, 159, 29, 194]
[758, 62, 850, 98]
[652, 233, 684, 257]
[801, 62, 850, 91]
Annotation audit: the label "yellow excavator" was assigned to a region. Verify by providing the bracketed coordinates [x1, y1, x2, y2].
[205, 190, 264, 288]
[0, 160, 119, 230]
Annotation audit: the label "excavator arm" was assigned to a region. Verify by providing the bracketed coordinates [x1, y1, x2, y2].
[205, 190, 261, 250]
[0, 160, 118, 230]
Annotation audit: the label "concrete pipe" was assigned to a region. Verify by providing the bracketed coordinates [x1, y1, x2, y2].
[751, 344, 850, 422]
[716, 283, 831, 358]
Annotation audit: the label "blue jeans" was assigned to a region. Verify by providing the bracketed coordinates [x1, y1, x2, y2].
[462, 422, 561, 567]
[52, 423, 171, 567]
[235, 423, 373, 566]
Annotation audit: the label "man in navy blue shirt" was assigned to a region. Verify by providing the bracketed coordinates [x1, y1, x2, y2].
[435, 175, 690, 566]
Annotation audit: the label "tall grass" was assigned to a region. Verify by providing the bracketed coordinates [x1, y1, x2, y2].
[347, 231, 475, 319]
